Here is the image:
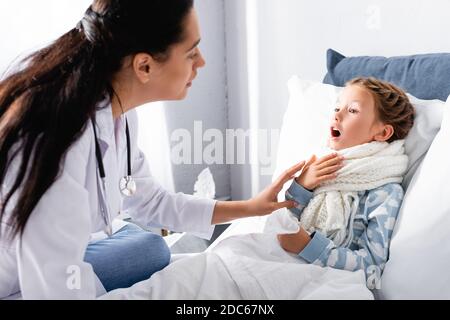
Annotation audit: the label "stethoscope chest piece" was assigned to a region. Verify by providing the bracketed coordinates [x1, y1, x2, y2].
[119, 175, 137, 197]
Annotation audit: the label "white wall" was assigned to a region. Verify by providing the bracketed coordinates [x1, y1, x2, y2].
[225, 0, 450, 199]
[224, 0, 253, 201]
[0, 0, 92, 75]
[163, 0, 230, 198]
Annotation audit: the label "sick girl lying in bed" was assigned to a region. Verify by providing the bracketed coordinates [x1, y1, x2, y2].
[102, 78, 414, 299]
[278, 77, 415, 289]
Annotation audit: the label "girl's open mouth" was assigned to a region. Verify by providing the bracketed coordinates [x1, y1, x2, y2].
[331, 127, 341, 138]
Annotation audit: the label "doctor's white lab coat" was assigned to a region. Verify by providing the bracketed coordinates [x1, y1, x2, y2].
[0, 101, 216, 299]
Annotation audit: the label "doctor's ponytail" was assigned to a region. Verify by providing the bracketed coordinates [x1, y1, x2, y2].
[0, 0, 194, 239]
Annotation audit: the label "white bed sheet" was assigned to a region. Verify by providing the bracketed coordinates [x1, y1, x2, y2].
[101, 216, 373, 300]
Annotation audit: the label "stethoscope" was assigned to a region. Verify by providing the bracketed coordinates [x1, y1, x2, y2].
[91, 116, 137, 236]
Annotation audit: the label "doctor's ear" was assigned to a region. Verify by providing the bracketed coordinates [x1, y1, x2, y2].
[132, 53, 155, 84]
[373, 124, 394, 142]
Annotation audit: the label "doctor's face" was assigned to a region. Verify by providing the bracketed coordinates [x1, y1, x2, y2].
[147, 8, 206, 101]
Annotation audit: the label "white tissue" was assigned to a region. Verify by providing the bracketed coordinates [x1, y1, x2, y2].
[263, 208, 300, 235]
[193, 167, 216, 199]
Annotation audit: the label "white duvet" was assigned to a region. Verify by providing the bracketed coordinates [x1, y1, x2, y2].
[101, 230, 373, 300]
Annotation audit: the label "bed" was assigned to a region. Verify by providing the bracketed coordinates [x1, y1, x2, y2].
[100, 49, 450, 300]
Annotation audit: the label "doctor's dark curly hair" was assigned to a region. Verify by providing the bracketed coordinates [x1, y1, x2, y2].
[0, 0, 194, 239]
[346, 77, 415, 143]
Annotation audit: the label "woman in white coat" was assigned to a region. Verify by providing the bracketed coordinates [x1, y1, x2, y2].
[0, 0, 307, 299]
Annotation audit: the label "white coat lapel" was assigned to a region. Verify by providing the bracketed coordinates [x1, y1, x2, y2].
[94, 103, 122, 222]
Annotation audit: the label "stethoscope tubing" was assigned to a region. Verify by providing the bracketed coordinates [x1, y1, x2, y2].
[91, 116, 133, 236]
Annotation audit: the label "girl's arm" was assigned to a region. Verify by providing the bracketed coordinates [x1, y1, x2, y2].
[279, 183, 404, 289]
[285, 179, 314, 218]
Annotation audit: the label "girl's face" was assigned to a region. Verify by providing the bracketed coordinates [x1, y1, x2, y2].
[143, 8, 206, 101]
[328, 85, 391, 150]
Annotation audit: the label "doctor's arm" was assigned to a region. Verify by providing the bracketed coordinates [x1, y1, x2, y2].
[211, 161, 306, 224]
[125, 146, 305, 238]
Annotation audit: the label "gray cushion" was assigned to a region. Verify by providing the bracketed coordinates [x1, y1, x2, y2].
[323, 49, 450, 101]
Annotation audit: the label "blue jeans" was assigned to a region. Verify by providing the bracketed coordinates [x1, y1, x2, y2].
[84, 223, 171, 292]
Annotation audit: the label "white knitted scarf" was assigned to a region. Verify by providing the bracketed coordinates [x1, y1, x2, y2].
[299, 140, 408, 247]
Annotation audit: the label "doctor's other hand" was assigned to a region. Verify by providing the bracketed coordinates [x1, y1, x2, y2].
[246, 161, 306, 216]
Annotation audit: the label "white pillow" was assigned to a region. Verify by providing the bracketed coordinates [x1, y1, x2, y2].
[377, 99, 450, 299]
[273, 76, 445, 194]
[273, 76, 340, 192]
[403, 94, 445, 188]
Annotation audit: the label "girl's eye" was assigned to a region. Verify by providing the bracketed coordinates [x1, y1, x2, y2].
[334, 107, 340, 112]
[349, 108, 359, 114]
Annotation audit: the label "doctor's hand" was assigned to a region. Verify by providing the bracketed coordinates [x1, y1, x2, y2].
[212, 161, 305, 225]
[246, 161, 306, 216]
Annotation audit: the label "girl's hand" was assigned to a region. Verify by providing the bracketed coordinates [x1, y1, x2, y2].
[277, 227, 312, 254]
[246, 161, 306, 216]
[296, 153, 344, 191]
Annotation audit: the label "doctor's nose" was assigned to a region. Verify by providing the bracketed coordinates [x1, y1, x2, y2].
[196, 49, 206, 69]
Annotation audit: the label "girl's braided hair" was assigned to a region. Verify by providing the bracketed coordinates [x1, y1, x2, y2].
[347, 77, 415, 143]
